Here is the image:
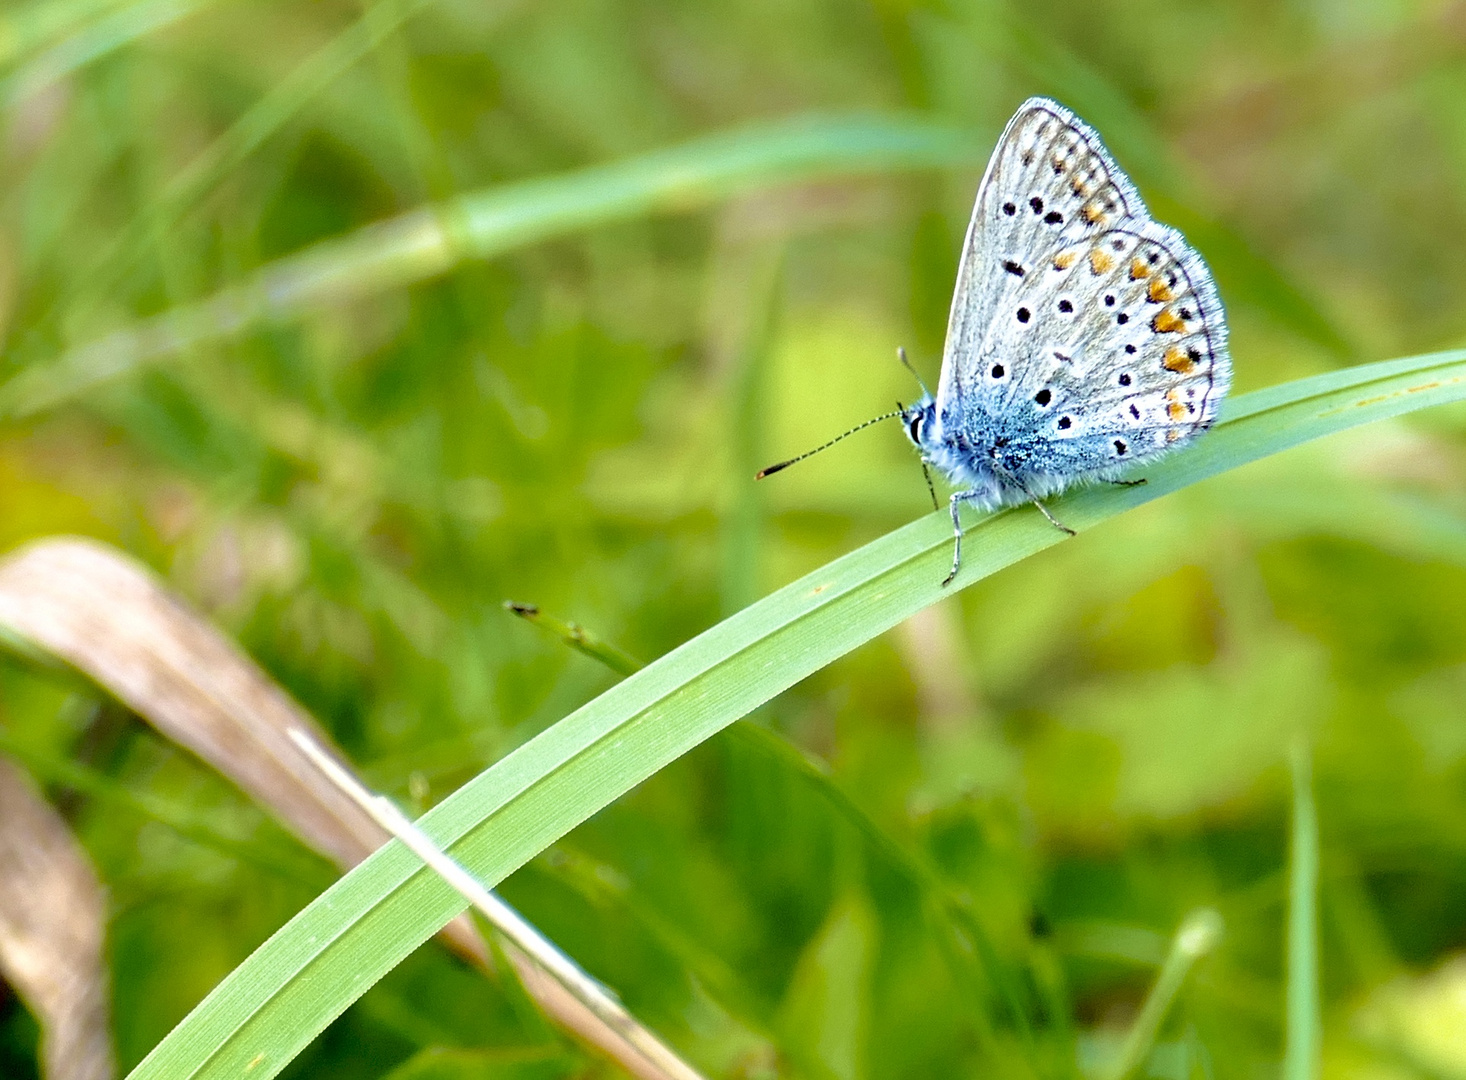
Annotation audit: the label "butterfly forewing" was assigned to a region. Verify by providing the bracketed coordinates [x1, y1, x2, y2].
[935, 97, 1230, 485]
[937, 98, 1147, 415]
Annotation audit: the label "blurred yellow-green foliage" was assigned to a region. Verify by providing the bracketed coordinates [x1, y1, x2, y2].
[3, 0, 1466, 1078]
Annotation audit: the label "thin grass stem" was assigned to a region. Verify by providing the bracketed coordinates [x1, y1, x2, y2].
[1103, 909, 1223, 1080]
[1283, 739, 1321, 1080]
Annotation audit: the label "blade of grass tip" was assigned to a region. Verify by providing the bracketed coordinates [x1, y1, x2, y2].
[286, 728, 708, 1080]
[504, 602, 643, 678]
[1103, 909, 1223, 1080]
[505, 602, 1033, 1047]
[0, 114, 979, 418]
[122, 350, 1466, 1080]
[1284, 739, 1321, 1080]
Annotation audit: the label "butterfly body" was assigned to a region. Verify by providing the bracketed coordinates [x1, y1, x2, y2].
[904, 96, 1231, 580]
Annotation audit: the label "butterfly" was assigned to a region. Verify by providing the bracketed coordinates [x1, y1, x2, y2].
[760, 97, 1231, 586]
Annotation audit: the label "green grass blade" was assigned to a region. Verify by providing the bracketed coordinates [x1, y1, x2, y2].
[0, 115, 979, 418]
[67, 0, 435, 328]
[0, 0, 127, 70]
[122, 349, 1466, 1080]
[0, 0, 215, 106]
[1284, 739, 1321, 1080]
[1102, 908, 1223, 1080]
[502, 599, 1038, 1037]
[503, 601, 644, 678]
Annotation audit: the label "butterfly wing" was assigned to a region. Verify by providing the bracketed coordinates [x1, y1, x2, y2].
[937, 97, 1148, 416]
[936, 97, 1230, 492]
[1001, 220, 1230, 488]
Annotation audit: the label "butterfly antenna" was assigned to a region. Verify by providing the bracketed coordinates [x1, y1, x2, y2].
[897, 347, 932, 398]
[756, 409, 903, 479]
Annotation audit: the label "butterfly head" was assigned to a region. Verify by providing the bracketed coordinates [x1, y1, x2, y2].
[900, 395, 938, 456]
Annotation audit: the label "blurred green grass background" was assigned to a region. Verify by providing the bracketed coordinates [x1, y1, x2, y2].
[3, 0, 1466, 1078]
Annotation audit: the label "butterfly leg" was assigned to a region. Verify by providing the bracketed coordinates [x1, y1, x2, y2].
[1029, 498, 1077, 536]
[1007, 474, 1077, 536]
[1106, 478, 1147, 488]
[942, 490, 982, 587]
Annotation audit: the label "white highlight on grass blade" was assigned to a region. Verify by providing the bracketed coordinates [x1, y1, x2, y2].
[285, 727, 707, 1080]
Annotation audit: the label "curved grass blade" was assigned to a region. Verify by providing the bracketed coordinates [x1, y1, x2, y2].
[0, 115, 980, 418]
[1101, 909, 1223, 1080]
[125, 349, 1466, 1080]
[0, 0, 215, 106]
[1284, 740, 1321, 1080]
[502, 600, 1037, 1041]
[62, 0, 439, 333]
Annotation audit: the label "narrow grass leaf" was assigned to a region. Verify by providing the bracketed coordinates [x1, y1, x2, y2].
[125, 349, 1466, 1080]
[70, 0, 439, 327]
[502, 600, 1036, 1038]
[1284, 739, 1321, 1080]
[0, 115, 980, 417]
[0, 0, 215, 106]
[1101, 909, 1223, 1080]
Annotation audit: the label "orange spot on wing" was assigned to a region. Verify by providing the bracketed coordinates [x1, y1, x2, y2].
[1130, 258, 1150, 279]
[1070, 177, 1089, 198]
[1166, 428, 1182, 442]
[1054, 250, 1077, 270]
[1167, 399, 1187, 421]
[1147, 278, 1174, 303]
[1152, 309, 1187, 333]
[1082, 203, 1106, 224]
[1089, 248, 1114, 274]
[1162, 346, 1194, 374]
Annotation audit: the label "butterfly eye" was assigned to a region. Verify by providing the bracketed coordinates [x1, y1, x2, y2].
[908, 414, 924, 443]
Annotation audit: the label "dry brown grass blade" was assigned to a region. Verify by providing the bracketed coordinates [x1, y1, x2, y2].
[0, 537, 703, 1080]
[0, 757, 114, 1080]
